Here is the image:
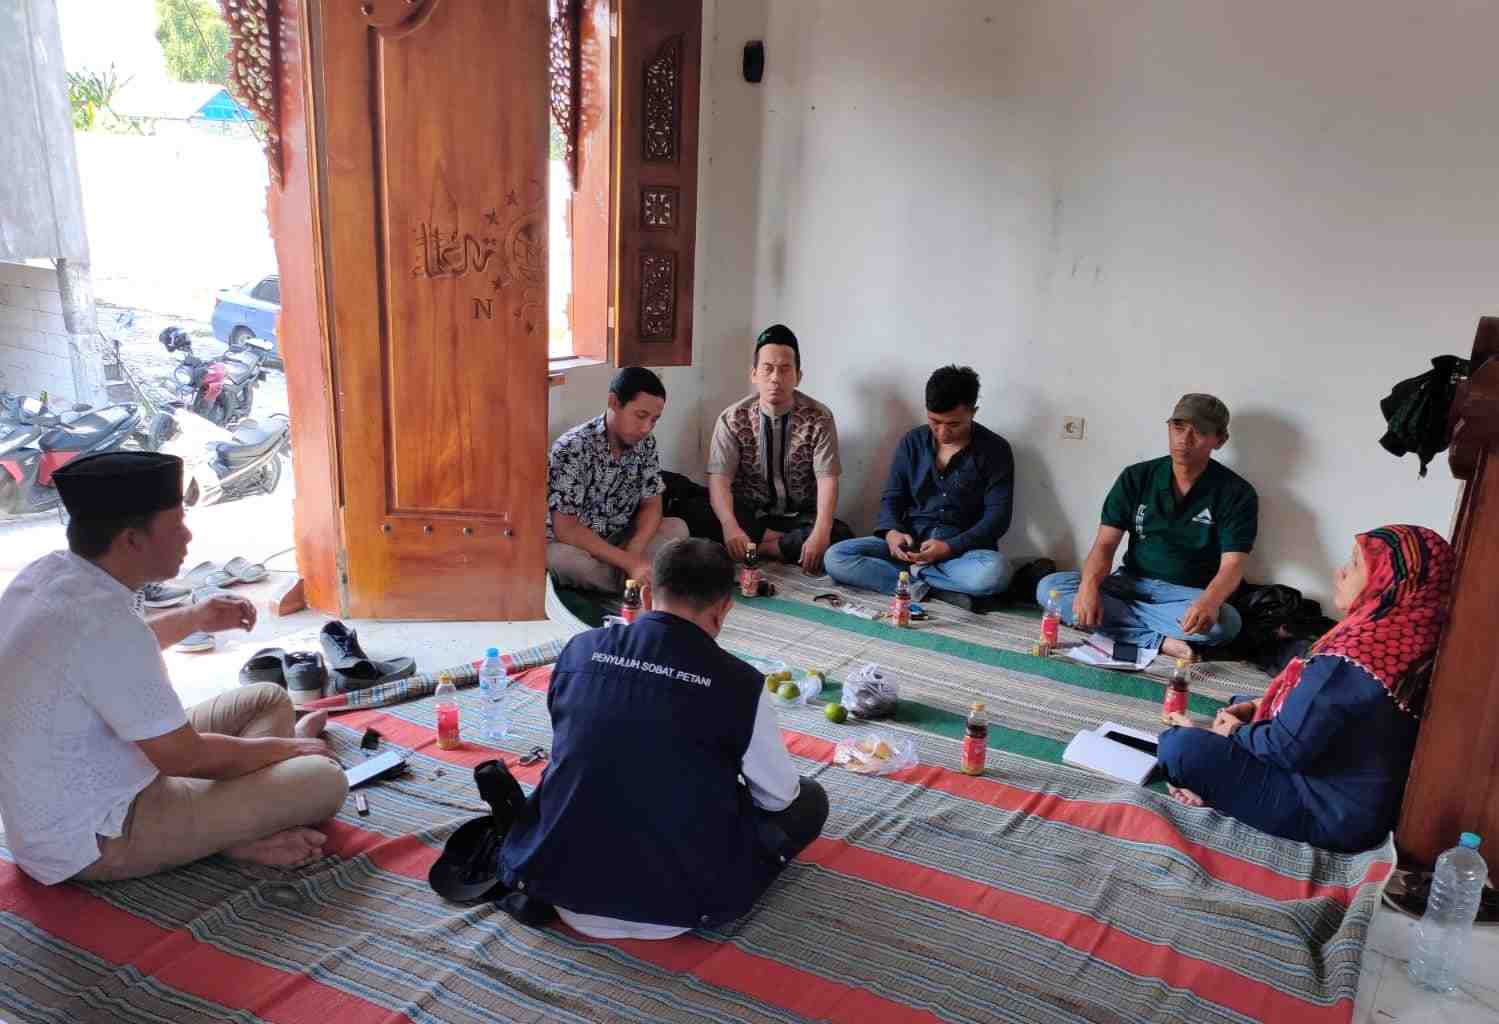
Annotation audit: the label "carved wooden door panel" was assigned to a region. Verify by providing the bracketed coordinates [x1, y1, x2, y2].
[314, 0, 548, 620]
[617, 0, 700, 367]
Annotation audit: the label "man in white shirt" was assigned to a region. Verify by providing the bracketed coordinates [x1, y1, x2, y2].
[0, 452, 347, 885]
[495, 538, 830, 937]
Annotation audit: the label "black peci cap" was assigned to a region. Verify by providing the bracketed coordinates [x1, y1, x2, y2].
[53, 451, 184, 521]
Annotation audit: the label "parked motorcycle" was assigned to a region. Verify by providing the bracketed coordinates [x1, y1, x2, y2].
[0, 403, 146, 515]
[159, 326, 271, 428]
[159, 411, 290, 507]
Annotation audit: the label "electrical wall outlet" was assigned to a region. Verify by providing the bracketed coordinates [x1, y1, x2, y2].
[1062, 416, 1086, 440]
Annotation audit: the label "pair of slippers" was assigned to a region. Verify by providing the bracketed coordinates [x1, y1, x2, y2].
[182, 557, 268, 590]
[240, 620, 416, 705]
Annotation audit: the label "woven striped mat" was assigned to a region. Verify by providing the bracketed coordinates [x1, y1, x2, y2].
[1, 661, 1388, 1023]
[713, 565, 1275, 764]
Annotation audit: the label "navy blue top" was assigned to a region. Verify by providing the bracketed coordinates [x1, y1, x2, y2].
[875, 424, 1015, 556]
[1232, 656, 1419, 850]
[497, 612, 766, 928]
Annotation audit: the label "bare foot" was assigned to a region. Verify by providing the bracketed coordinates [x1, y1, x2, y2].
[1161, 639, 1198, 661]
[294, 710, 329, 738]
[1167, 785, 1205, 808]
[226, 827, 328, 868]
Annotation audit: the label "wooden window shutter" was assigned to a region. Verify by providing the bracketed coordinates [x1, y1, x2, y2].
[616, 0, 701, 367]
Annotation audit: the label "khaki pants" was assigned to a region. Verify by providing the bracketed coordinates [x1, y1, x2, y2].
[546, 516, 690, 592]
[75, 682, 348, 882]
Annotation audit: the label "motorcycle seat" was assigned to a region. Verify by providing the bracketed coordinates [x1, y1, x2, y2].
[223, 354, 261, 384]
[217, 420, 285, 467]
[38, 406, 133, 451]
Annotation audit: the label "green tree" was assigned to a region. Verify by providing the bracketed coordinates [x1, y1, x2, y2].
[67, 65, 131, 131]
[154, 0, 230, 84]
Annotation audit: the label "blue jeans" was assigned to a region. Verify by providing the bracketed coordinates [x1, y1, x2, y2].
[824, 536, 1014, 598]
[1034, 570, 1242, 650]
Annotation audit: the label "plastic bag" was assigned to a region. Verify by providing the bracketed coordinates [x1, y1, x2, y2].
[833, 732, 917, 776]
[841, 662, 899, 719]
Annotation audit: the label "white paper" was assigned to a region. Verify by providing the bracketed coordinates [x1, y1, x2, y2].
[1065, 633, 1159, 671]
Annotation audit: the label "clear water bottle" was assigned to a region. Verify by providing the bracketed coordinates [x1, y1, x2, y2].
[1408, 832, 1488, 992]
[478, 647, 511, 742]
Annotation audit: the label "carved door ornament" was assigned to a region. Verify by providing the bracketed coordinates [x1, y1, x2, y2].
[219, 0, 283, 183]
[406, 182, 547, 332]
[639, 251, 676, 340]
[356, 0, 443, 34]
[549, 0, 581, 188]
[643, 34, 682, 163]
[641, 186, 678, 230]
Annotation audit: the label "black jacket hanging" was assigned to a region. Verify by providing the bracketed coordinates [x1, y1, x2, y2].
[1379, 355, 1470, 477]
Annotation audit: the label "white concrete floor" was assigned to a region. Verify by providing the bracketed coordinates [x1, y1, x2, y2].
[1356, 904, 1499, 1023]
[5, 501, 1496, 1021]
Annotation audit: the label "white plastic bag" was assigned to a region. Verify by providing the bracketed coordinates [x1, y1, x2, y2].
[833, 732, 918, 776]
[840, 662, 899, 719]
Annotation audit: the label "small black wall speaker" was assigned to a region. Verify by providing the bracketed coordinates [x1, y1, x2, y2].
[744, 41, 764, 83]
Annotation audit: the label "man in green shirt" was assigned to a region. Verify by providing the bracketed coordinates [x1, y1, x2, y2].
[1036, 394, 1257, 659]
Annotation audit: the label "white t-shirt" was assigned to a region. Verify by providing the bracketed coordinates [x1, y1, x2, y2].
[558, 689, 802, 939]
[0, 551, 188, 884]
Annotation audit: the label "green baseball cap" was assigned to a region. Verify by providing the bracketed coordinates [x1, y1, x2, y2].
[1170, 393, 1230, 436]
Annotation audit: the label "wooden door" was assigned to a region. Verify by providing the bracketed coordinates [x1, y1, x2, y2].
[1397, 321, 1499, 866]
[312, 0, 549, 620]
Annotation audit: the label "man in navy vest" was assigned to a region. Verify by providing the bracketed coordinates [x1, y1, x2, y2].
[498, 538, 830, 937]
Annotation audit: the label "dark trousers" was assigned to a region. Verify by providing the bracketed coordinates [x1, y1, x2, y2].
[496, 778, 830, 928]
[749, 778, 830, 900]
[722, 496, 853, 564]
[1156, 727, 1330, 848]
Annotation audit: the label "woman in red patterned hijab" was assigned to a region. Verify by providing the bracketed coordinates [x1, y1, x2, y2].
[1158, 525, 1455, 851]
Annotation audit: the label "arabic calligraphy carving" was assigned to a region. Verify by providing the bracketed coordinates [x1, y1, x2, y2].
[411, 223, 498, 280]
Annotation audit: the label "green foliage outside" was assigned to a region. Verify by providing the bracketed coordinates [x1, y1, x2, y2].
[154, 0, 230, 84]
[66, 65, 131, 131]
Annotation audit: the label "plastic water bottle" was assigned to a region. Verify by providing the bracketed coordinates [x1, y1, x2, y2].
[1408, 833, 1489, 992]
[478, 647, 511, 743]
[434, 674, 461, 750]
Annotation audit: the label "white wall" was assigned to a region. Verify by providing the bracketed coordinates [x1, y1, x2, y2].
[656, 0, 1491, 603]
[0, 261, 79, 402]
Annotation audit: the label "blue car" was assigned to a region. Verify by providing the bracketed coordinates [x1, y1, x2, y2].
[211, 275, 281, 364]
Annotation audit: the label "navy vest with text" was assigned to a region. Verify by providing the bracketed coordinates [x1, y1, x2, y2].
[497, 611, 764, 927]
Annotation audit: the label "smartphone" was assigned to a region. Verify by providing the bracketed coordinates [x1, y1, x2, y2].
[1111, 640, 1140, 663]
[1102, 729, 1159, 757]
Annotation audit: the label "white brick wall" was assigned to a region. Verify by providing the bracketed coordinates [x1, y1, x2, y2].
[0, 261, 77, 402]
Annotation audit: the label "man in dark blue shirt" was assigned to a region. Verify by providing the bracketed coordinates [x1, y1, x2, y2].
[825, 366, 1015, 610]
[497, 539, 829, 938]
